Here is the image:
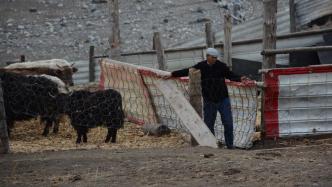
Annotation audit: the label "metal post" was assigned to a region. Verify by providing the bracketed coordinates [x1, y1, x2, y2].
[89, 46, 95, 82]
[0, 79, 9, 154]
[289, 0, 296, 33]
[20, 55, 25, 62]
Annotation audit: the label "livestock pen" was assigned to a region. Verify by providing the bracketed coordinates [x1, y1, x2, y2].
[2, 59, 332, 153]
[0, 57, 259, 153]
[1, 58, 332, 187]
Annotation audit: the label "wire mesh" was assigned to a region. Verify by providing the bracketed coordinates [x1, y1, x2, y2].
[215, 81, 258, 148]
[100, 59, 189, 130]
[100, 59, 258, 148]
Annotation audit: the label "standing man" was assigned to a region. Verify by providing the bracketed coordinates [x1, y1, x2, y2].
[163, 48, 248, 149]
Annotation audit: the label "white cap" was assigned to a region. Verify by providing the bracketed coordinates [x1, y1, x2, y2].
[206, 48, 220, 57]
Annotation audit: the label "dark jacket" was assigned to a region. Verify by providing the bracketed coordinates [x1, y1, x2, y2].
[171, 60, 241, 102]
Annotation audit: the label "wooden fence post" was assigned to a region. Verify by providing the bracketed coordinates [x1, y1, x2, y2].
[261, 0, 278, 139]
[224, 12, 233, 69]
[189, 68, 202, 146]
[189, 69, 202, 117]
[89, 46, 95, 82]
[205, 22, 214, 48]
[153, 32, 166, 70]
[109, 0, 121, 60]
[0, 79, 9, 154]
[262, 0, 278, 69]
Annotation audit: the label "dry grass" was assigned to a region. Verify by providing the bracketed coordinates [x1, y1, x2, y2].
[9, 117, 189, 153]
[7, 83, 189, 153]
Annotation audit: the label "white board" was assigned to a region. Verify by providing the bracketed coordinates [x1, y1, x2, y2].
[155, 80, 218, 148]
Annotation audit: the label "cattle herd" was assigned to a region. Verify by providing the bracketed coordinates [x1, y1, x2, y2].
[0, 59, 125, 144]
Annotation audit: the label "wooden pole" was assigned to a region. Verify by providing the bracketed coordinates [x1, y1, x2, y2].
[189, 68, 202, 146]
[262, 0, 278, 69]
[89, 46, 95, 82]
[205, 22, 214, 48]
[189, 68, 202, 117]
[153, 32, 166, 70]
[109, 0, 121, 60]
[289, 0, 296, 33]
[224, 12, 233, 69]
[0, 79, 9, 154]
[262, 46, 332, 55]
[262, 0, 278, 140]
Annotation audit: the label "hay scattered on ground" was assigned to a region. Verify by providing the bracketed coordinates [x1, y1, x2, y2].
[9, 118, 189, 153]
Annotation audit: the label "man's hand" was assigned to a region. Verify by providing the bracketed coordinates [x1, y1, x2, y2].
[160, 73, 172, 80]
[240, 76, 251, 82]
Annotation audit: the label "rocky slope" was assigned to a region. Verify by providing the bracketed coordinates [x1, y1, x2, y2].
[0, 0, 287, 63]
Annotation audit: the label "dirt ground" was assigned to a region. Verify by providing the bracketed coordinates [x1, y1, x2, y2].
[1, 120, 332, 186]
[0, 143, 331, 187]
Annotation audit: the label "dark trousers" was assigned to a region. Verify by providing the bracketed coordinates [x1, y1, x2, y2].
[203, 98, 234, 148]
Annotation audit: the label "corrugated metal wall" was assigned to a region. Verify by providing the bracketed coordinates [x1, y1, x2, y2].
[72, 30, 327, 84]
[71, 0, 332, 84]
[174, 8, 291, 48]
[278, 72, 332, 136]
[72, 60, 101, 85]
[264, 65, 332, 138]
[124, 31, 324, 69]
[173, 0, 332, 48]
[296, 0, 332, 27]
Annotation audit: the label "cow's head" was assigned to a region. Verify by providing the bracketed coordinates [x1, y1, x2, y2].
[54, 63, 78, 86]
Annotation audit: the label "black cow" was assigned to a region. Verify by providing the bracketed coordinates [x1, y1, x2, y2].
[1, 59, 78, 136]
[0, 72, 66, 137]
[57, 89, 124, 144]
